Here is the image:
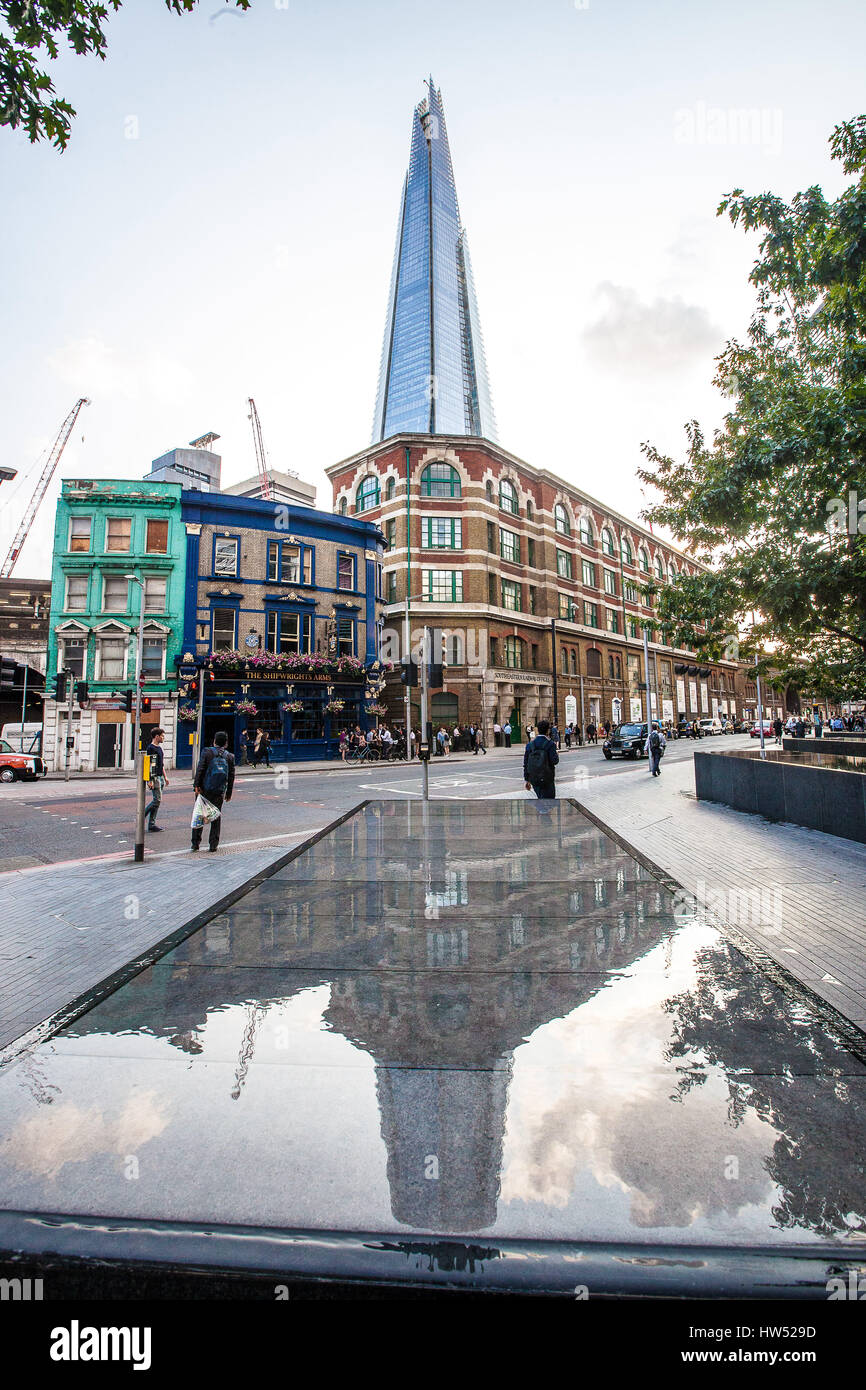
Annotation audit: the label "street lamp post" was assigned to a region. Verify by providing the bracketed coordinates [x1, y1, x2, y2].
[126, 575, 147, 861]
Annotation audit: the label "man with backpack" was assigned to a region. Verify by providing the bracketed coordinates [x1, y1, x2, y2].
[192, 731, 235, 852]
[523, 719, 559, 799]
[648, 721, 666, 776]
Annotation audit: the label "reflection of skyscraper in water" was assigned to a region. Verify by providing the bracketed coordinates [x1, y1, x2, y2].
[376, 1065, 512, 1231]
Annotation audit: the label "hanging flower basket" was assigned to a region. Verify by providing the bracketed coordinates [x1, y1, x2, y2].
[178, 704, 198, 723]
[366, 703, 388, 716]
[323, 699, 345, 715]
[281, 700, 304, 714]
[236, 699, 258, 717]
[208, 649, 368, 679]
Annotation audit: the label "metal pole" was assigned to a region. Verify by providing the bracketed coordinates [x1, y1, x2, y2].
[132, 580, 146, 862]
[20, 662, 28, 739]
[404, 597, 412, 760]
[421, 626, 429, 801]
[63, 671, 72, 782]
[193, 663, 206, 773]
[404, 446, 412, 759]
[755, 652, 766, 760]
[579, 671, 586, 737]
[642, 625, 653, 774]
[550, 617, 558, 731]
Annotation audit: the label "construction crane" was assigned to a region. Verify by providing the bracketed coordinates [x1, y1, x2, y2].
[246, 397, 272, 501]
[2, 397, 90, 577]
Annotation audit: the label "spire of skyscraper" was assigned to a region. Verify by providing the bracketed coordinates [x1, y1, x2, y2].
[372, 80, 498, 443]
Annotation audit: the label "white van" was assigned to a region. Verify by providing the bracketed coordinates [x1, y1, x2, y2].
[698, 717, 724, 736]
[0, 722, 43, 755]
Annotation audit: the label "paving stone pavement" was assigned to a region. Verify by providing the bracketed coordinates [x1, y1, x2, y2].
[572, 751, 866, 1034]
[0, 845, 294, 1057]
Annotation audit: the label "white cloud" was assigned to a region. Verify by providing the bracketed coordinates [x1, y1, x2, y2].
[581, 282, 723, 374]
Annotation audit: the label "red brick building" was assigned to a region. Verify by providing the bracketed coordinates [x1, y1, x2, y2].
[326, 435, 743, 737]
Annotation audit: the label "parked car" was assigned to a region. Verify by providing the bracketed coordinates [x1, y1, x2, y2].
[603, 722, 648, 759]
[699, 718, 724, 736]
[750, 721, 774, 739]
[0, 738, 46, 783]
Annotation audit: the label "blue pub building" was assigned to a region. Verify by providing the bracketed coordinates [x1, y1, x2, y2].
[175, 490, 386, 767]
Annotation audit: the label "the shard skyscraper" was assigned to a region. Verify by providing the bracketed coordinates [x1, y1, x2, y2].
[372, 80, 498, 443]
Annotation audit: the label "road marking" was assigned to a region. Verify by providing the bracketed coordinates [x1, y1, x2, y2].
[0, 826, 325, 877]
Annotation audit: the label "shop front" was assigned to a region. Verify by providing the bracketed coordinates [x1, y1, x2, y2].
[175, 656, 381, 766]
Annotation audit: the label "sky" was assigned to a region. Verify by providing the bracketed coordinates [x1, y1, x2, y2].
[1, 0, 864, 577]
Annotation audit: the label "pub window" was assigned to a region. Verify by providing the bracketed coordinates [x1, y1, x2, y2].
[337, 617, 355, 656]
[337, 553, 356, 590]
[213, 537, 239, 578]
[212, 608, 236, 649]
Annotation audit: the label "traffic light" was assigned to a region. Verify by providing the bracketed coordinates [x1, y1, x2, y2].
[400, 656, 418, 687]
[51, 671, 68, 703]
[74, 680, 89, 706]
[0, 657, 15, 690]
[124, 689, 134, 714]
[427, 628, 445, 690]
[141, 696, 152, 714]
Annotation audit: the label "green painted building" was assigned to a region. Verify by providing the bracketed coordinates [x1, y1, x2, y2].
[44, 478, 185, 771]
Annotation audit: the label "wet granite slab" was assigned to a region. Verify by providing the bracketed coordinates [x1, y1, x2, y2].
[1, 800, 865, 1272]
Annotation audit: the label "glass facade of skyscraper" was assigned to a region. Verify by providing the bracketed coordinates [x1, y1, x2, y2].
[372, 81, 498, 443]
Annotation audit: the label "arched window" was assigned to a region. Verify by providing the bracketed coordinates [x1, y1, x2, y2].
[338, 498, 347, 516]
[421, 462, 461, 498]
[601, 528, 615, 557]
[620, 535, 633, 565]
[608, 654, 615, 679]
[655, 554, 665, 582]
[526, 499, 533, 520]
[554, 502, 571, 536]
[356, 475, 380, 513]
[668, 562, 678, 584]
[499, 478, 518, 514]
[639, 547, 650, 574]
[586, 648, 602, 678]
[614, 656, 621, 680]
[446, 633, 464, 665]
[505, 635, 524, 670]
[385, 476, 396, 501]
[485, 480, 494, 503]
[561, 646, 569, 674]
[570, 649, 577, 675]
[579, 515, 593, 546]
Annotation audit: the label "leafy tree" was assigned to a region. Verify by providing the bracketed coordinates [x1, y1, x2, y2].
[0, 0, 250, 150]
[639, 115, 866, 693]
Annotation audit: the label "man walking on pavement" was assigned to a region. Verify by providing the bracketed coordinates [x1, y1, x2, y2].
[192, 730, 235, 853]
[524, 718, 559, 800]
[144, 728, 169, 832]
[648, 721, 666, 776]
[773, 715, 784, 746]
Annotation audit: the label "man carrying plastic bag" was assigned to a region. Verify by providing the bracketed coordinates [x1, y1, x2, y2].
[191, 730, 235, 853]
